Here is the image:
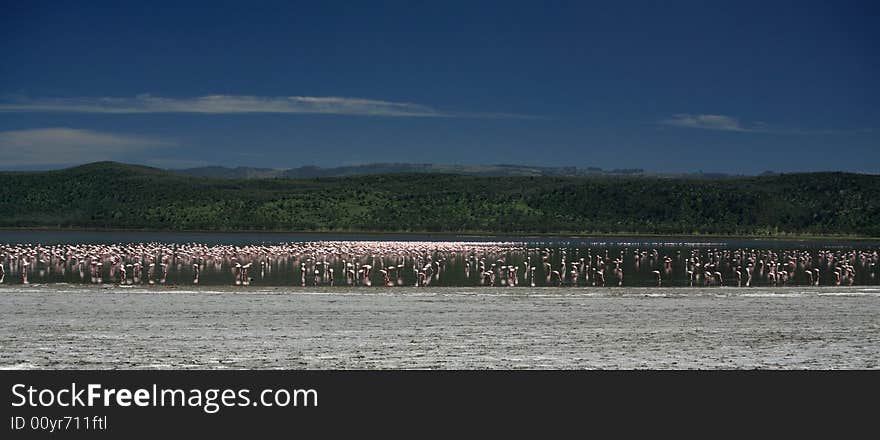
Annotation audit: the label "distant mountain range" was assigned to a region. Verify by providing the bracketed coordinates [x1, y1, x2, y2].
[170, 163, 655, 179]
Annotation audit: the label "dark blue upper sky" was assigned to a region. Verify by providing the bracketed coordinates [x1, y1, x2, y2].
[1, 0, 877, 173]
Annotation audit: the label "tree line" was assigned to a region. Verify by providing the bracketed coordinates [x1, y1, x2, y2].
[0, 162, 877, 236]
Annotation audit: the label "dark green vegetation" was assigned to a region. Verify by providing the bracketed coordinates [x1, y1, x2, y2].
[1, 162, 878, 236]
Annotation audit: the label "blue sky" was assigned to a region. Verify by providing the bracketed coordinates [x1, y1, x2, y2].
[1, 0, 877, 173]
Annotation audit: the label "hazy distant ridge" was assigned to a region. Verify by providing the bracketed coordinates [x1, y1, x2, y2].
[172, 163, 649, 179]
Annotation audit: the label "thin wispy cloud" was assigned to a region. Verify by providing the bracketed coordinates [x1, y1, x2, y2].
[0, 127, 174, 167]
[663, 113, 872, 135]
[0, 94, 537, 119]
[663, 114, 758, 132]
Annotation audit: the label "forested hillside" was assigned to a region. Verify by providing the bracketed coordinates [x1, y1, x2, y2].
[1, 162, 878, 236]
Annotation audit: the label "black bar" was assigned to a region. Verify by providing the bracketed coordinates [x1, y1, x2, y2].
[1, 371, 874, 437]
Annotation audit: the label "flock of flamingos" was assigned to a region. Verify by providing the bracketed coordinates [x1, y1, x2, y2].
[0, 241, 877, 288]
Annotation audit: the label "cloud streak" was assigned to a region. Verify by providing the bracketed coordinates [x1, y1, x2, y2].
[0, 94, 537, 119]
[663, 113, 872, 135]
[662, 114, 757, 132]
[0, 127, 174, 167]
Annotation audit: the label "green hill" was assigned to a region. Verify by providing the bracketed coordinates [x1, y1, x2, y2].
[1, 162, 878, 236]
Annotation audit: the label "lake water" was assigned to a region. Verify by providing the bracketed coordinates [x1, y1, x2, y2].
[1, 285, 878, 369]
[1, 231, 878, 369]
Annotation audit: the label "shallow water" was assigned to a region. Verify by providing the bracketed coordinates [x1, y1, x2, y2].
[2, 234, 878, 287]
[1, 285, 877, 369]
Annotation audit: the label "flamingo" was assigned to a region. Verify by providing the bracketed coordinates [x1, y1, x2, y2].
[21, 260, 30, 284]
[241, 263, 252, 285]
[595, 269, 605, 287]
[118, 263, 127, 284]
